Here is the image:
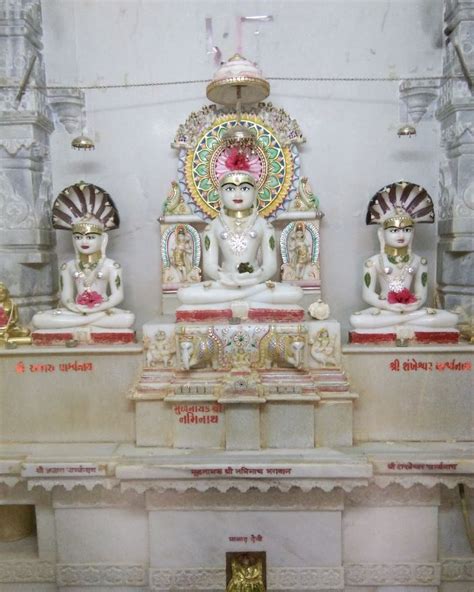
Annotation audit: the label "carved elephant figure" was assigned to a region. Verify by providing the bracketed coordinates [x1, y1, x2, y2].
[178, 331, 222, 370]
[258, 328, 307, 369]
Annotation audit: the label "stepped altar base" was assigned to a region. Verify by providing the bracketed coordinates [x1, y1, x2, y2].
[134, 316, 355, 449]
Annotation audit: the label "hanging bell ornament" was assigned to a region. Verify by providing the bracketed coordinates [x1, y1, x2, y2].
[71, 134, 95, 151]
[397, 124, 417, 138]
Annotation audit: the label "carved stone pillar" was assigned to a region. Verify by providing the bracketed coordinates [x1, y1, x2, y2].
[436, 0, 474, 327]
[0, 0, 57, 321]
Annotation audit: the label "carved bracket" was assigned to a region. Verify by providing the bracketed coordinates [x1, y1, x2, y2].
[48, 88, 85, 134]
[399, 79, 440, 124]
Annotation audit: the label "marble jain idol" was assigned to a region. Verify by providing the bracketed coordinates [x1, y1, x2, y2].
[350, 181, 459, 344]
[177, 168, 304, 321]
[32, 182, 135, 345]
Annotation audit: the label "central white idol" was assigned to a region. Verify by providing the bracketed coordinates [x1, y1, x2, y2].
[177, 171, 303, 308]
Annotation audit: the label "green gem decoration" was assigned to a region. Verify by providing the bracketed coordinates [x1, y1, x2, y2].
[115, 275, 121, 289]
[204, 234, 210, 251]
[196, 164, 207, 176]
[269, 235, 275, 251]
[59, 275, 63, 291]
[421, 272, 428, 287]
[364, 272, 371, 288]
[208, 190, 219, 203]
[387, 253, 410, 264]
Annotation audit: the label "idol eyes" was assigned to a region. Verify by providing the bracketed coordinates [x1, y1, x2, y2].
[222, 184, 252, 192]
[389, 228, 413, 234]
[73, 234, 100, 240]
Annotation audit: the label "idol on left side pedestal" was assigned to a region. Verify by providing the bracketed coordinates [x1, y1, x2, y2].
[0, 282, 31, 346]
[32, 182, 135, 345]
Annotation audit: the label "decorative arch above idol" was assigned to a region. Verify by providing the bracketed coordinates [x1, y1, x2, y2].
[172, 103, 305, 222]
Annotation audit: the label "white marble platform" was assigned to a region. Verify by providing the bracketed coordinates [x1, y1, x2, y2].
[0, 443, 472, 590]
[0, 345, 143, 443]
[1, 441, 473, 492]
[343, 344, 474, 443]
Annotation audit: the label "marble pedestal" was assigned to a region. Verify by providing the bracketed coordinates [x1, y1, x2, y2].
[134, 316, 355, 449]
[0, 345, 143, 443]
[343, 344, 474, 443]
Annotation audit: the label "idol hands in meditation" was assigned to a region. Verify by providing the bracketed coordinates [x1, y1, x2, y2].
[177, 170, 302, 307]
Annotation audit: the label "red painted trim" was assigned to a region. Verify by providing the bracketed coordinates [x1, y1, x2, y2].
[176, 309, 233, 322]
[32, 332, 74, 345]
[349, 331, 396, 343]
[90, 333, 136, 344]
[414, 331, 459, 344]
[248, 308, 305, 322]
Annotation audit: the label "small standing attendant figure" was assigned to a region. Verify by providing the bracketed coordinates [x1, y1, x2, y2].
[32, 182, 134, 344]
[350, 181, 458, 343]
[289, 222, 311, 280]
[170, 225, 193, 281]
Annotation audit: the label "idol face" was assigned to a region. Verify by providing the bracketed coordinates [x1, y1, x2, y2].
[383, 225, 414, 249]
[220, 181, 256, 212]
[72, 232, 103, 254]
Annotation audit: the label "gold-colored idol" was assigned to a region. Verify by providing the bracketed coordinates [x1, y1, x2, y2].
[0, 283, 31, 347]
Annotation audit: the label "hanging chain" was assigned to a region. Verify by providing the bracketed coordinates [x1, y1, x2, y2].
[0, 75, 463, 93]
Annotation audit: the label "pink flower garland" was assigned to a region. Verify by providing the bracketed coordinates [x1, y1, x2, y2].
[76, 291, 104, 308]
[387, 288, 417, 304]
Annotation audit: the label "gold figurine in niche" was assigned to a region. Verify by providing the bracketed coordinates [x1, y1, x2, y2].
[0, 282, 31, 347]
[226, 553, 266, 592]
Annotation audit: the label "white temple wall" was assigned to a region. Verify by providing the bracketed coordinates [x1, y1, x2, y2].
[41, 0, 444, 333]
[3, 483, 473, 591]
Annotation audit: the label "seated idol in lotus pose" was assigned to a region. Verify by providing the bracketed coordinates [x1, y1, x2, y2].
[350, 181, 458, 331]
[32, 183, 134, 332]
[177, 171, 302, 309]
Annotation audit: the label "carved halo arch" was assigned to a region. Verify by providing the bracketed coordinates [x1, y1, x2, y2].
[174, 105, 304, 221]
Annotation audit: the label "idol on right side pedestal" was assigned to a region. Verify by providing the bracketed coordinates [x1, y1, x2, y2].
[349, 181, 459, 344]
